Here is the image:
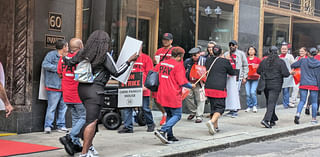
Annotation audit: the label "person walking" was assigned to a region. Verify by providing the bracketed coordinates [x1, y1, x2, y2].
[154, 47, 195, 144]
[153, 33, 175, 126]
[279, 42, 295, 109]
[118, 51, 156, 133]
[57, 38, 86, 155]
[291, 48, 320, 125]
[63, 30, 138, 157]
[224, 40, 249, 118]
[183, 47, 206, 123]
[42, 39, 69, 134]
[258, 46, 290, 128]
[205, 45, 236, 135]
[289, 47, 308, 108]
[245, 46, 261, 113]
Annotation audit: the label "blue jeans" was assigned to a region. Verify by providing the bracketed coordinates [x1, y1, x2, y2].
[296, 89, 318, 119]
[67, 103, 86, 146]
[245, 80, 258, 108]
[123, 96, 154, 130]
[44, 91, 67, 128]
[160, 107, 182, 138]
[282, 88, 290, 108]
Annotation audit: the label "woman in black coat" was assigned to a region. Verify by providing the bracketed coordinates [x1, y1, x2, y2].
[64, 30, 138, 156]
[257, 46, 290, 128]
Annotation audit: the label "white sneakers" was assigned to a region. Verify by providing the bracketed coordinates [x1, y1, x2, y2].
[206, 121, 216, 135]
[44, 127, 51, 134]
[78, 146, 99, 157]
[245, 106, 258, 113]
[253, 106, 258, 113]
[57, 127, 69, 133]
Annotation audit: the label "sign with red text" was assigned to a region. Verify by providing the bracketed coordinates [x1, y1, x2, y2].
[118, 72, 143, 108]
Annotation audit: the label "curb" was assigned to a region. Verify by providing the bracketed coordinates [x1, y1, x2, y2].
[160, 124, 320, 157]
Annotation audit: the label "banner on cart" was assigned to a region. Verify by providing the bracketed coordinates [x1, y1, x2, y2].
[118, 72, 143, 108]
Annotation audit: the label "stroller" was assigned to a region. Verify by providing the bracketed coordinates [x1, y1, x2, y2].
[98, 83, 146, 130]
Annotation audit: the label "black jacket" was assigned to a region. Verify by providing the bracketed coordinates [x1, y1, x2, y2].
[64, 49, 130, 86]
[205, 56, 236, 91]
[257, 57, 290, 90]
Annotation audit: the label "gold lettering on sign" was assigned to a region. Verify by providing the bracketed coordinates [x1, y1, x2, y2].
[301, 0, 314, 15]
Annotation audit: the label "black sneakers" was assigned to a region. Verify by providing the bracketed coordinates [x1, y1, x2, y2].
[118, 127, 133, 133]
[59, 135, 74, 156]
[147, 123, 156, 132]
[168, 136, 179, 142]
[294, 116, 300, 124]
[154, 129, 169, 144]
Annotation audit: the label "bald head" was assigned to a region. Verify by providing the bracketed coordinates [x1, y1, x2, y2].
[69, 38, 83, 52]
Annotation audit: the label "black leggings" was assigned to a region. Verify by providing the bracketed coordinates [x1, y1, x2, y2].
[77, 83, 104, 139]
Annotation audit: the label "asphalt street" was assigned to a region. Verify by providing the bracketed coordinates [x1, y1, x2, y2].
[201, 129, 320, 157]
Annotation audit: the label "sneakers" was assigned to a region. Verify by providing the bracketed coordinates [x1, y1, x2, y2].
[44, 127, 51, 134]
[59, 135, 74, 156]
[154, 129, 169, 144]
[311, 120, 318, 125]
[147, 123, 156, 132]
[245, 108, 251, 112]
[305, 108, 310, 115]
[118, 127, 133, 133]
[252, 106, 258, 113]
[215, 127, 220, 133]
[187, 114, 195, 120]
[168, 136, 179, 142]
[206, 120, 216, 135]
[89, 146, 99, 156]
[231, 112, 238, 118]
[294, 116, 300, 124]
[288, 103, 295, 108]
[57, 127, 69, 133]
[160, 115, 167, 126]
[195, 116, 203, 123]
[225, 111, 233, 117]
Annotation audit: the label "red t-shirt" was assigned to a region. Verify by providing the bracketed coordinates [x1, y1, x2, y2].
[205, 88, 227, 98]
[132, 53, 153, 96]
[229, 54, 237, 69]
[57, 52, 82, 104]
[314, 54, 320, 61]
[279, 53, 286, 58]
[154, 47, 173, 62]
[299, 85, 319, 91]
[154, 59, 189, 108]
[247, 56, 261, 80]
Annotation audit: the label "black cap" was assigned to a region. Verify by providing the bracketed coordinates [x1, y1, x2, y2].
[188, 47, 201, 54]
[162, 33, 173, 40]
[310, 47, 317, 56]
[229, 40, 238, 46]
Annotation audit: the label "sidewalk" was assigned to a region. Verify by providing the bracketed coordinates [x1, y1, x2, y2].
[1, 106, 320, 157]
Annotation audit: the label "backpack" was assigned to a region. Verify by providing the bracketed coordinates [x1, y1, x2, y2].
[74, 59, 100, 83]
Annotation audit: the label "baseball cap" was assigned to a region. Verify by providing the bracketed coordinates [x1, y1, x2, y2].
[162, 33, 173, 40]
[172, 46, 185, 54]
[310, 47, 317, 56]
[229, 40, 238, 46]
[188, 47, 201, 54]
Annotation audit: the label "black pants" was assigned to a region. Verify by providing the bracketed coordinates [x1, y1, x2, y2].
[263, 88, 281, 122]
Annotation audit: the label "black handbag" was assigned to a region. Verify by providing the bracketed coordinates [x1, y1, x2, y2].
[256, 72, 265, 95]
[144, 70, 159, 92]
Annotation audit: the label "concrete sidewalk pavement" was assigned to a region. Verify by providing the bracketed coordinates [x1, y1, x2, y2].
[1, 106, 320, 157]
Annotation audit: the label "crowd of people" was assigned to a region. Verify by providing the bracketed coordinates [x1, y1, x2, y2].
[8, 30, 317, 157]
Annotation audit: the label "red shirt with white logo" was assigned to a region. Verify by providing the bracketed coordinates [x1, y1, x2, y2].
[132, 53, 153, 96]
[57, 52, 82, 104]
[247, 56, 261, 80]
[154, 59, 189, 108]
[229, 54, 237, 69]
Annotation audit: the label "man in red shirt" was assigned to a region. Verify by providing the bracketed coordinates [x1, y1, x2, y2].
[154, 47, 195, 144]
[57, 38, 86, 156]
[153, 33, 174, 126]
[118, 51, 156, 133]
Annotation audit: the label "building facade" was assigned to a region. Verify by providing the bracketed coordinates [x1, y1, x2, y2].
[0, 0, 320, 133]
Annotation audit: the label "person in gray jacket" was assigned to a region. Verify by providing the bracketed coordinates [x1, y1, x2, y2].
[224, 40, 249, 117]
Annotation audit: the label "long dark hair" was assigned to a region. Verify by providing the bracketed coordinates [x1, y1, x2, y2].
[266, 46, 279, 67]
[80, 30, 110, 68]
